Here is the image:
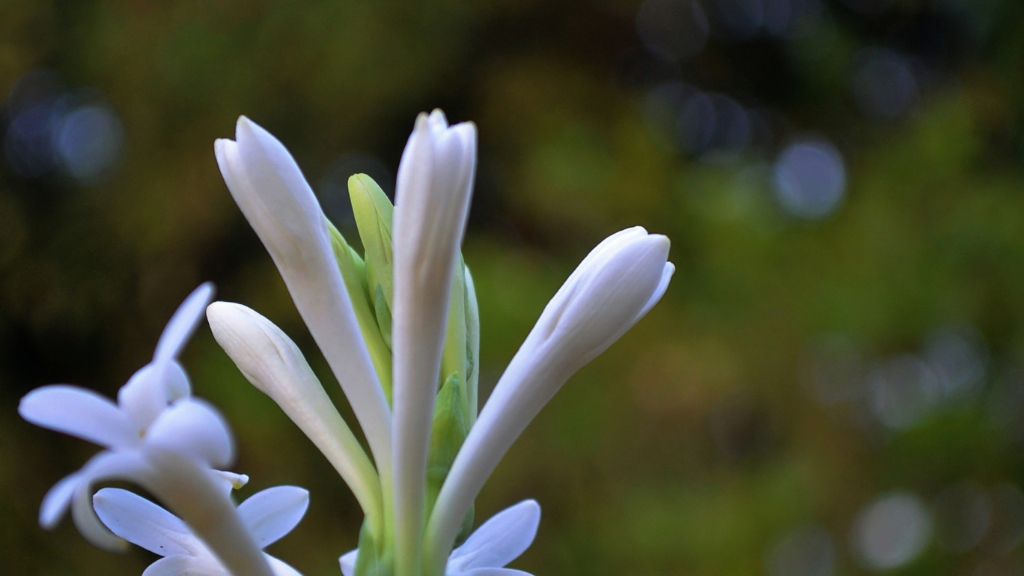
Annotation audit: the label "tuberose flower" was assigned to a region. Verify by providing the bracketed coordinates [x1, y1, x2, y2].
[215, 118, 393, 472]
[20, 284, 282, 576]
[209, 112, 674, 576]
[206, 301, 382, 530]
[94, 485, 309, 576]
[424, 228, 673, 571]
[391, 110, 477, 574]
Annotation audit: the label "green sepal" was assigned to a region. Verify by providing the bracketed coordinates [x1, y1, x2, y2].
[349, 174, 395, 349]
[327, 218, 393, 400]
[442, 259, 468, 402]
[463, 266, 480, 423]
[427, 372, 476, 545]
[427, 373, 470, 510]
[374, 285, 393, 350]
[354, 519, 393, 576]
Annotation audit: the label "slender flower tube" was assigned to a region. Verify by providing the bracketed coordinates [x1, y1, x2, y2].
[94, 485, 308, 575]
[215, 117, 392, 470]
[207, 301, 383, 532]
[425, 228, 673, 571]
[342, 500, 541, 576]
[392, 110, 477, 576]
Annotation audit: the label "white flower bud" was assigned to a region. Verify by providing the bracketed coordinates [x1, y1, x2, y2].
[426, 228, 673, 569]
[392, 110, 477, 575]
[206, 301, 382, 524]
[214, 117, 392, 467]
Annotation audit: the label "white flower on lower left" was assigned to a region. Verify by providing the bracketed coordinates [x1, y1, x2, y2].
[93, 485, 308, 576]
[20, 284, 291, 576]
[19, 283, 225, 549]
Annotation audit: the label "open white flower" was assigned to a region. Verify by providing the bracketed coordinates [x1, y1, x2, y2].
[341, 500, 540, 576]
[425, 228, 673, 570]
[20, 284, 280, 576]
[94, 485, 308, 576]
[19, 284, 220, 546]
[21, 283, 212, 451]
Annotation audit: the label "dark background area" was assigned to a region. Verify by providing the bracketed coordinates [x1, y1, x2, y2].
[2, 1, 1024, 574]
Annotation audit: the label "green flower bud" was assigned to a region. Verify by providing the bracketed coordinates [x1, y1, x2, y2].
[428, 373, 470, 506]
[327, 219, 392, 400]
[349, 174, 395, 349]
[463, 266, 480, 423]
[442, 260, 467, 398]
[428, 372, 475, 545]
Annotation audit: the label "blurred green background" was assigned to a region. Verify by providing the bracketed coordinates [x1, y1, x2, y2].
[2, 0, 1024, 574]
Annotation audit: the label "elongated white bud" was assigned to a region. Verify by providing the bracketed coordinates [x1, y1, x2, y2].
[215, 117, 392, 468]
[392, 110, 477, 575]
[206, 301, 382, 529]
[425, 228, 673, 571]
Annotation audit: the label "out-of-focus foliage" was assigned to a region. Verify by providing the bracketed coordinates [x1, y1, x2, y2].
[2, 1, 1024, 574]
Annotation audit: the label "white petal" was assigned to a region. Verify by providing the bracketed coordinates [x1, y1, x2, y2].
[267, 554, 303, 576]
[143, 555, 224, 576]
[542, 233, 670, 368]
[20, 385, 137, 448]
[154, 283, 214, 362]
[160, 360, 193, 402]
[216, 118, 392, 468]
[92, 488, 197, 557]
[145, 399, 234, 467]
[40, 472, 80, 528]
[207, 302, 381, 518]
[449, 501, 540, 571]
[339, 549, 358, 576]
[119, 364, 173, 431]
[237, 486, 309, 548]
[461, 570, 533, 576]
[71, 451, 153, 551]
[635, 262, 674, 322]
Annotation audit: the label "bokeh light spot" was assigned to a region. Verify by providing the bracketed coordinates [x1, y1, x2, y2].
[773, 139, 846, 219]
[853, 493, 932, 570]
[54, 104, 124, 183]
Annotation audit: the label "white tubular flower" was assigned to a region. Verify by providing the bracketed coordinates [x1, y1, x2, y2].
[206, 301, 382, 530]
[425, 228, 673, 570]
[94, 485, 308, 576]
[19, 284, 278, 576]
[342, 500, 540, 576]
[392, 110, 477, 573]
[19, 283, 215, 545]
[215, 117, 392, 468]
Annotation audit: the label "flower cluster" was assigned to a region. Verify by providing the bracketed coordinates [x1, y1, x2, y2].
[210, 111, 673, 576]
[22, 109, 672, 576]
